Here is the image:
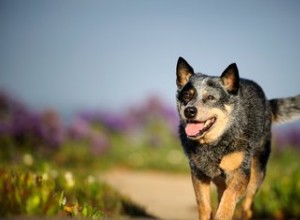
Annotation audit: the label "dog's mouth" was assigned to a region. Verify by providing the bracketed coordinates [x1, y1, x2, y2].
[185, 117, 216, 138]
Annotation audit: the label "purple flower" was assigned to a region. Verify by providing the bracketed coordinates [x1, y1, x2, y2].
[0, 91, 66, 149]
[273, 125, 300, 150]
[40, 109, 66, 147]
[68, 117, 90, 139]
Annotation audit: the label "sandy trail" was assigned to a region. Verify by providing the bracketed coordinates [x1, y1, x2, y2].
[100, 170, 198, 220]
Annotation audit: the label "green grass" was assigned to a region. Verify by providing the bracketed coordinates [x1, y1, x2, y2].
[0, 165, 152, 219]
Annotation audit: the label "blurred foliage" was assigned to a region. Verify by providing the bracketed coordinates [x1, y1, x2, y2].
[252, 148, 300, 219]
[1, 91, 300, 219]
[0, 165, 152, 219]
[0, 168, 152, 219]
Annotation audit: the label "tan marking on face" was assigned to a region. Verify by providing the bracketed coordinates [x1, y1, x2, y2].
[201, 90, 208, 98]
[199, 104, 233, 144]
[219, 151, 244, 172]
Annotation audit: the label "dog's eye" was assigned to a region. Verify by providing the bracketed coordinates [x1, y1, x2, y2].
[207, 95, 215, 100]
[182, 91, 193, 104]
[183, 91, 191, 101]
[203, 95, 216, 103]
[179, 87, 195, 105]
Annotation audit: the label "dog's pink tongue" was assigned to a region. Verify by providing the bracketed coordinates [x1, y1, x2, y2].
[185, 123, 205, 136]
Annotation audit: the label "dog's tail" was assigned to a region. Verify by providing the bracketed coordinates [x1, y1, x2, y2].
[269, 94, 300, 123]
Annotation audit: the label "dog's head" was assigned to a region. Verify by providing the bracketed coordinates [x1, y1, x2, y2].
[176, 57, 239, 144]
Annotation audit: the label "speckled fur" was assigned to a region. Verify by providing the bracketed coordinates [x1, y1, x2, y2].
[176, 57, 300, 220]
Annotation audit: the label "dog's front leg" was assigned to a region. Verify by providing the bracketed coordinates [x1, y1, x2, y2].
[214, 169, 249, 220]
[191, 173, 212, 220]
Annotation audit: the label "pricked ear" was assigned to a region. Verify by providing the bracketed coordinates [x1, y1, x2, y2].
[221, 63, 240, 94]
[176, 57, 194, 89]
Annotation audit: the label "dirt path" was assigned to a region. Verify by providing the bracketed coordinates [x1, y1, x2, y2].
[100, 170, 198, 220]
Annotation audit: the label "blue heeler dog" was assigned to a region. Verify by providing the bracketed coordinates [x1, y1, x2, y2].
[176, 57, 300, 220]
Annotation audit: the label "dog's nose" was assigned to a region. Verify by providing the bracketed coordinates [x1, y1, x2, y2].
[184, 106, 197, 119]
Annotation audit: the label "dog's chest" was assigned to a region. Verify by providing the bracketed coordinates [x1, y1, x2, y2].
[190, 146, 224, 178]
[189, 146, 246, 179]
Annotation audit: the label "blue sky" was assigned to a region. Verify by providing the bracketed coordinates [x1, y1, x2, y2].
[1, 0, 300, 114]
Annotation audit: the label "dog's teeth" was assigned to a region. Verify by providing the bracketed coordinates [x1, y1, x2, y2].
[204, 119, 211, 128]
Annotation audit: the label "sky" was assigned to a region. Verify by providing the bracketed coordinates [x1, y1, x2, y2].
[1, 0, 300, 115]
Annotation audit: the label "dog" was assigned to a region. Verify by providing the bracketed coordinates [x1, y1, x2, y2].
[176, 57, 300, 220]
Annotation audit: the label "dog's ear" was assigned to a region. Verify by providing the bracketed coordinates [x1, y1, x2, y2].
[176, 57, 194, 89]
[221, 63, 239, 94]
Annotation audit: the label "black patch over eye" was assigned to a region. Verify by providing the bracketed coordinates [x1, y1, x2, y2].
[182, 91, 191, 103]
[180, 88, 195, 105]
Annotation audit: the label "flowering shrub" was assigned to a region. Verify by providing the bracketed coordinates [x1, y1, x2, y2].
[0, 92, 112, 156]
[273, 125, 300, 150]
[0, 93, 65, 150]
[0, 92, 180, 156]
